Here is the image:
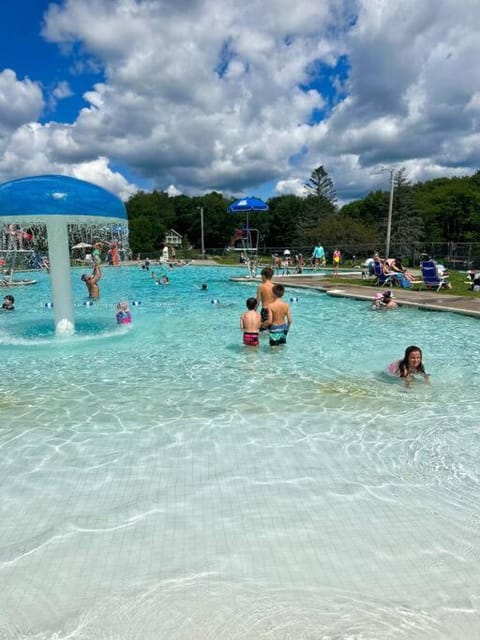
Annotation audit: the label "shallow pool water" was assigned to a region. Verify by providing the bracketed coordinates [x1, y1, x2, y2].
[0, 265, 479, 639]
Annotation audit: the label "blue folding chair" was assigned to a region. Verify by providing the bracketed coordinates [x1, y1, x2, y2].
[372, 260, 401, 287]
[420, 260, 450, 291]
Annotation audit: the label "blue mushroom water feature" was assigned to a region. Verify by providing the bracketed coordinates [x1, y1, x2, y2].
[0, 174, 127, 334]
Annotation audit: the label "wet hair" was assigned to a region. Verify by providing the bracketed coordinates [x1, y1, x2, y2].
[246, 297, 257, 310]
[272, 283, 285, 298]
[399, 345, 425, 376]
[201, 283, 207, 290]
[4, 294, 14, 304]
[261, 266, 273, 279]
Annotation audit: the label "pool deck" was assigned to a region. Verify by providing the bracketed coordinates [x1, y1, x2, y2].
[231, 272, 480, 319]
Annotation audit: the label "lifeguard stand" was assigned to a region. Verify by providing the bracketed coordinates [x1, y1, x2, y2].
[227, 197, 268, 278]
[230, 225, 260, 278]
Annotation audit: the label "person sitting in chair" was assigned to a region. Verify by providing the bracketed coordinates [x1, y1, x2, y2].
[388, 257, 416, 282]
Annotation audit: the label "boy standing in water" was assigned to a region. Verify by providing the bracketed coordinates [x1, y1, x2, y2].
[240, 297, 262, 347]
[266, 284, 292, 346]
[255, 266, 275, 329]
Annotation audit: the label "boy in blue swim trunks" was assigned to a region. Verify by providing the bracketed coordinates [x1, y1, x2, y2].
[266, 284, 292, 346]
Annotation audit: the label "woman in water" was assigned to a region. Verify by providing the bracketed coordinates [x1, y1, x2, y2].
[388, 345, 430, 387]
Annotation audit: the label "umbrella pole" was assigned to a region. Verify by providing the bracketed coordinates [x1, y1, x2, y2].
[46, 219, 75, 334]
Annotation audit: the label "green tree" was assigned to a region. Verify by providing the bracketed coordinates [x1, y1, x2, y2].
[414, 175, 480, 243]
[265, 195, 305, 248]
[388, 169, 424, 256]
[311, 214, 380, 256]
[295, 166, 337, 245]
[126, 190, 175, 254]
[340, 190, 389, 228]
[304, 165, 337, 202]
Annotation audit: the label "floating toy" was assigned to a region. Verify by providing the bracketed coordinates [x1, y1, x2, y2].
[211, 299, 220, 305]
[44, 302, 54, 308]
[83, 300, 94, 306]
[131, 300, 142, 306]
[290, 297, 299, 302]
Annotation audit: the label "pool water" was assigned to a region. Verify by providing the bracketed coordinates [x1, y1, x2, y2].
[0, 265, 479, 639]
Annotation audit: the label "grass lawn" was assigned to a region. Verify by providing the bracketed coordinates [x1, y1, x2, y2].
[334, 268, 477, 297]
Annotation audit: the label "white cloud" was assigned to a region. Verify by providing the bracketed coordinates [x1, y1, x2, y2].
[69, 157, 137, 200]
[274, 178, 306, 197]
[52, 80, 73, 101]
[0, 69, 44, 131]
[0, 0, 479, 202]
[166, 184, 182, 197]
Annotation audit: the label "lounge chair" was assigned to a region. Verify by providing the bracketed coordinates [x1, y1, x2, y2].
[419, 260, 451, 291]
[372, 260, 401, 287]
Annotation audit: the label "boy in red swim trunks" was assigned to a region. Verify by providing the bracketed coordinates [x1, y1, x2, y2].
[240, 297, 262, 346]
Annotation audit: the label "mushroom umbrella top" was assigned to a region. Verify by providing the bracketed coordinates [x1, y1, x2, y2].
[0, 174, 126, 224]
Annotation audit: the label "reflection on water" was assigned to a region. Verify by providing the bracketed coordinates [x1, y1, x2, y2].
[0, 265, 479, 638]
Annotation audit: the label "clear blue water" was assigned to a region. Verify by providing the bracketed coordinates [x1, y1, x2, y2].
[0, 265, 479, 639]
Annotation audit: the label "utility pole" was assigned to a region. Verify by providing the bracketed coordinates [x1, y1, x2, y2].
[385, 169, 395, 258]
[197, 206, 205, 259]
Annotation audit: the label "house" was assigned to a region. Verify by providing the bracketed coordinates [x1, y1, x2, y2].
[164, 229, 182, 246]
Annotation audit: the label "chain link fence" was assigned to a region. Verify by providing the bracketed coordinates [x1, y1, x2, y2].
[206, 242, 479, 269]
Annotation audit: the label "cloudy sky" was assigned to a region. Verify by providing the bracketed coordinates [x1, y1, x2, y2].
[0, 0, 479, 203]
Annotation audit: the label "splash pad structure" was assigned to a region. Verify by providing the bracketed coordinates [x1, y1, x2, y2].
[0, 175, 127, 333]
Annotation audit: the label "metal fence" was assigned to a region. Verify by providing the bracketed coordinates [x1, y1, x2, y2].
[204, 242, 479, 269]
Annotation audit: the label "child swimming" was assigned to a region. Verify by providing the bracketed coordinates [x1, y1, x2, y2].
[116, 301, 132, 325]
[387, 345, 430, 388]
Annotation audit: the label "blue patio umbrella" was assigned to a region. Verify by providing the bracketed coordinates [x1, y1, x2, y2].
[227, 196, 269, 215]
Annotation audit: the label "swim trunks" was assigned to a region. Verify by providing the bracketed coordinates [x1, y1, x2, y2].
[269, 323, 288, 346]
[243, 332, 259, 347]
[259, 307, 269, 331]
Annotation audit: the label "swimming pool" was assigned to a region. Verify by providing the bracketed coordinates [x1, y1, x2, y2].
[0, 265, 479, 638]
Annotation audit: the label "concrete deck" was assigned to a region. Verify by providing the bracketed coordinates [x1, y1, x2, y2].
[282, 275, 480, 318]
[231, 273, 480, 319]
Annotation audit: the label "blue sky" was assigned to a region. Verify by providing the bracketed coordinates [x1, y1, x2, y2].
[0, 1, 479, 202]
[1, 2, 95, 123]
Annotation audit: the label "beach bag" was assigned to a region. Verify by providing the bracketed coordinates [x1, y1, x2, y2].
[400, 274, 412, 288]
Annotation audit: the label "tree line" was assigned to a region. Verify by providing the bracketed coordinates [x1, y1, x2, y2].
[126, 167, 480, 261]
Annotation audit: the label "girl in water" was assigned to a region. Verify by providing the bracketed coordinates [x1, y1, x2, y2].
[116, 301, 132, 325]
[388, 345, 430, 387]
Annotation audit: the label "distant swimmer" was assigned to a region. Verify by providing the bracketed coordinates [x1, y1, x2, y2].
[1, 294, 14, 311]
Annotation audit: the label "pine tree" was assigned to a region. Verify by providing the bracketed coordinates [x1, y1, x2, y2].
[388, 168, 424, 257]
[296, 166, 337, 244]
[304, 166, 337, 203]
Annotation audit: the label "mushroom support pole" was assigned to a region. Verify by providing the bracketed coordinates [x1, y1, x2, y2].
[46, 217, 75, 334]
